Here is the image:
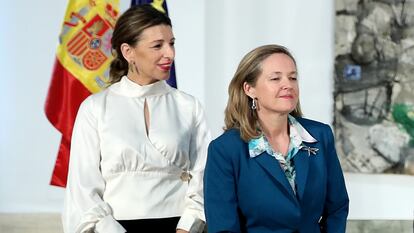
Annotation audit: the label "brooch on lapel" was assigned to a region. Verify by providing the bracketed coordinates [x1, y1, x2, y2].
[300, 145, 319, 156]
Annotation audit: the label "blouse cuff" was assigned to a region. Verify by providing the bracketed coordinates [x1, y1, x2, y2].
[177, 212, 205, 233]
[95, 215, 126, 233]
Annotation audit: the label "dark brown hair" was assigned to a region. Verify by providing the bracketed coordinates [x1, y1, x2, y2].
[109, 4, 172, 83]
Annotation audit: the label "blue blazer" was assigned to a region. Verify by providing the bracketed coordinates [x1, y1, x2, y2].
[204, 117, 349, 233]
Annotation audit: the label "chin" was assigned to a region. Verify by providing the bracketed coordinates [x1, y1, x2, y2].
[278, 108, 296, 115]
[158, 72, 171, 80]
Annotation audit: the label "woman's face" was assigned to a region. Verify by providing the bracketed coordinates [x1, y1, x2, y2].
[245, 53, 299, 116]
[127, 24, 175, 85]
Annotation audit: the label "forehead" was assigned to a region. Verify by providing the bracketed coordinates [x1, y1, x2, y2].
[260, 53, 296, 72]
[139, 24, 174, 42]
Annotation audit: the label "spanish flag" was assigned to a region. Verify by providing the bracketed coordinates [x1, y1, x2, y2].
[45, 0, 120, 187]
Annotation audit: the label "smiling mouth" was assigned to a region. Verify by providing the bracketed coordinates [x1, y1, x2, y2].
[158, 64, 172, 71]
[279, 95, 294, 99]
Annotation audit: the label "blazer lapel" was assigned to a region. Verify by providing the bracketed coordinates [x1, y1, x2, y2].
[254, 152, 297, 200]
[294, 148, 310, 201]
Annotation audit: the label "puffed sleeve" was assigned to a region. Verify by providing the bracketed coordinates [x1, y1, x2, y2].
[320, 125, 349, 233]
[62, 97, 126, 233]
[177, 99, 211, 233]
[204, 135, 241, 233]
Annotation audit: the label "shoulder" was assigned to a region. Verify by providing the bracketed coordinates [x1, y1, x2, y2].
[170, 89, 206, 118]
[295, 117, 332, 134]
[170, 88, 200, 106]
[208, 129, 246, 164]
[209, 129, 245, 151]
[77, 88, 110, 117]
[83, 88, 109, 104]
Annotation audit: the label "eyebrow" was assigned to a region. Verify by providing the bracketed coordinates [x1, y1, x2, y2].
[150, 37, 175, 43]
[271, 71, 297, 75]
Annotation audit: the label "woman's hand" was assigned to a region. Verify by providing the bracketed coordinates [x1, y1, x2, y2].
[176, 229, 189, 233]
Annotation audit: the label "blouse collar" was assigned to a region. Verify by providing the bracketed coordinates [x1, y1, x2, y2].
[248, 115, 317, 158]
[110, 76, 172, 98]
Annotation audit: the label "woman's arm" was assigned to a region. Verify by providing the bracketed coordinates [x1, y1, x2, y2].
[62, 97, 125, 233]
[177, 99, 211, 233]
[320, 125, 349, 233]
[204, 136, 241, 233]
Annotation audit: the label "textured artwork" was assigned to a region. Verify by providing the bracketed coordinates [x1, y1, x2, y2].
[334, 0, 414, 175]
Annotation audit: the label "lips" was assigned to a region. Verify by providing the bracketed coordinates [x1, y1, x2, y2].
[158, 62, 172, 71]
[279, 95, 294, 99]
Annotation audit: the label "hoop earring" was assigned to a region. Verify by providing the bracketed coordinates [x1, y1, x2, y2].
[129, 61, 135, 73]
[251, 98, 257, 110]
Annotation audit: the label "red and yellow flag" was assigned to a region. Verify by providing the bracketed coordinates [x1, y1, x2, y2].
[45, 0, 119, 187]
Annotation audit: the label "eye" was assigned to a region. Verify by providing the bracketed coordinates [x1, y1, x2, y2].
[170, 41, 175, 47]
[289, 76, 297, 81]
[152, 44, 162, 49]
[270, 77, 281, 81]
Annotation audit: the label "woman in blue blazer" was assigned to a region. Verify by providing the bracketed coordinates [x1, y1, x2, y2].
[204, 44, 349, 233]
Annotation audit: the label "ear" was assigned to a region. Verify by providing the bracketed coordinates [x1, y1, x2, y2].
[243, 82, 255, 99]
[120, 43, 134, 62]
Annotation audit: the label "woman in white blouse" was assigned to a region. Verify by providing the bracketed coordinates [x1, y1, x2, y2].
[62, 4, 210, 233]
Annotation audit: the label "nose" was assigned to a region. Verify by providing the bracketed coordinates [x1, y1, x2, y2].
[163, 44, 175, 61]
[281, 77, 293, 90]
[283, 84, 293, 90]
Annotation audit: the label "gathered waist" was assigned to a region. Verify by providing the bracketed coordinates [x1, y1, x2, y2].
[103, 171, 189, 220]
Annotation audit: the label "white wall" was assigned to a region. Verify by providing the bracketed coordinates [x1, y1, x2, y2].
[345, 173, 414, 220]
[204, 0, 335, 137]
[0, 0, 67, 212]
[0, 0, 413, 220]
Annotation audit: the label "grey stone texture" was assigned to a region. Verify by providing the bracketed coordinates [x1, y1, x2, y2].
[346, 220, 413, 233]
[335, 0, 414, 175]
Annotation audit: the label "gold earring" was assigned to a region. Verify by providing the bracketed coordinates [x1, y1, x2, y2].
[129, 61, 135, 73]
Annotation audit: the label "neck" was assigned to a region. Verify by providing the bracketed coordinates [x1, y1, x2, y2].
[258, 112, 289, 139]
[127, 72, 157, 86]
[258, 112, 290, 155]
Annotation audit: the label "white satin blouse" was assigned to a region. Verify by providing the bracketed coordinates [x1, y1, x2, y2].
[62, 76, 211, 233]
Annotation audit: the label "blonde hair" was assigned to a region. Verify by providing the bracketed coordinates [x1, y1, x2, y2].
[224, 44, 303, 142]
